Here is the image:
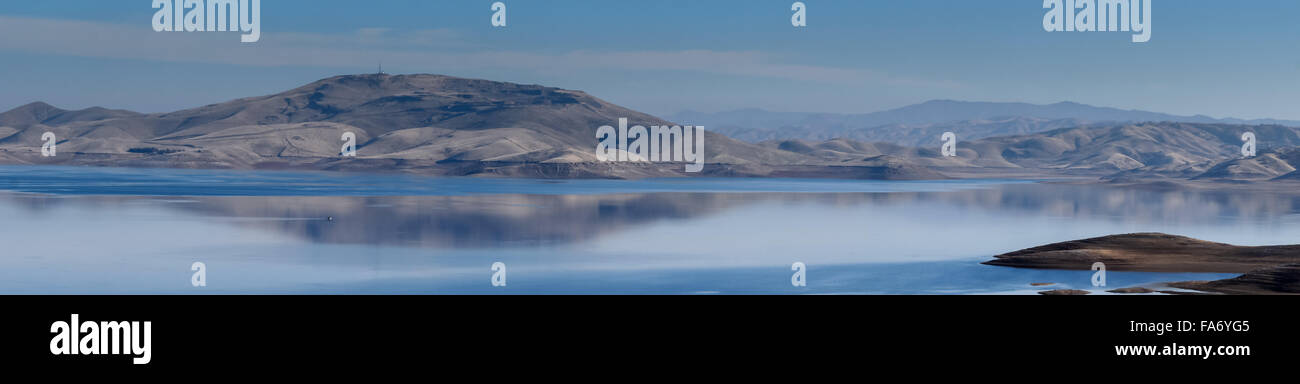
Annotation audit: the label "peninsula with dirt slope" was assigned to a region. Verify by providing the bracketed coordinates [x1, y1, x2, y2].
[984, 233, 1300, 294]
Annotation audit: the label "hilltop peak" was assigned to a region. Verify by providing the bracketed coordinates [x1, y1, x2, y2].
[5, 101, 65, 115]
[278, 73, 581, 105]
[0, 101, 68, 127]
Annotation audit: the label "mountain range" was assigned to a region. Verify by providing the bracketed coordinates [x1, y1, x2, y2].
[3, 73, 1300, 183]
[670, 100, 1300, 146]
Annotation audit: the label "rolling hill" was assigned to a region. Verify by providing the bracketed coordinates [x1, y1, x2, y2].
[0, 74, 929, 179]
[672, 100, 1300, 146]
[764, 122, 1300, 181]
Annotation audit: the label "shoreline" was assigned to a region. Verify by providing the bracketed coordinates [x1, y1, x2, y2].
[5, 159, 1300, 192]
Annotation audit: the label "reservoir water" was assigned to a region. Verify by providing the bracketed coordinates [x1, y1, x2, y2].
[2, 165, 1287, 294]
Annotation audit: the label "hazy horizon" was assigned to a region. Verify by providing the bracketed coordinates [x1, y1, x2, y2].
[3, 1, 1299, 120]
[12, 83, 1286, 125]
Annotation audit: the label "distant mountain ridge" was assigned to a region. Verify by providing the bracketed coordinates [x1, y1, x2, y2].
[671, 100, 1300, 146]
[0, 102, 142, 128]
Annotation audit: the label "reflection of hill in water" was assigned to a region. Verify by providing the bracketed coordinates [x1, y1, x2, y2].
[182, 194, 748, 247]
[1, 193, 747, 247]
[5, 183, 1300, 248]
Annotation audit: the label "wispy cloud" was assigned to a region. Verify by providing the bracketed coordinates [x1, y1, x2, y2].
[0, 16, 960, 90]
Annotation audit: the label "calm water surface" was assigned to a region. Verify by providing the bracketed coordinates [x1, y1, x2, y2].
[2, 165, 1289, 294]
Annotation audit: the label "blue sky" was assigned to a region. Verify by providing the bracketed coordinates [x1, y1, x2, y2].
[2, 0, 1299, 120]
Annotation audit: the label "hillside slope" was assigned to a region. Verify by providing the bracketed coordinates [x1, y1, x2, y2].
[0, 74, 935, 179]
